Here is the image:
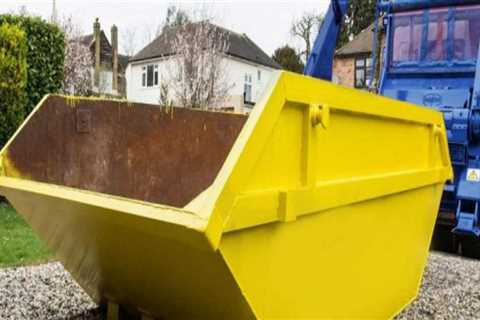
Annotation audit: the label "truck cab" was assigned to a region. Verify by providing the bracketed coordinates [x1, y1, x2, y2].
[305, 0, 480, 256]
[379, 2, 480, 255]
[380, 4, 480, 109]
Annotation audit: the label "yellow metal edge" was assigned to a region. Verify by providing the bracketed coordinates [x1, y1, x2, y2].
[390, 187, 441, 320]
[0, 94, 51, 195]
[225, 167, 451, 232]
[437, 121, 454, 181]
[0, 94, 51, 157]
[204, 71, 453, 248]
[51, 93, 245, 116]
[0, 176, 207, 231]
[284, 72, 446, 127]
[0, 150, 29, 180]
[203, 71, 285, 248]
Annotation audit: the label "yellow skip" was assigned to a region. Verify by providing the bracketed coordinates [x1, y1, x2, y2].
[0, 71, 452, 319]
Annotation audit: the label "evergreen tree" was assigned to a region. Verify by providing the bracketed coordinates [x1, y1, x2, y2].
[272, 45, 305, 74]
[163, 6, 190, 32]
[0, 23, 28, 148]
[338, 0, 377, 47]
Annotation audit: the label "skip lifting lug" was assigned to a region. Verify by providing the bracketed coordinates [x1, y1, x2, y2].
[310, 103, 330, 129]
[432, 124, 451, 169]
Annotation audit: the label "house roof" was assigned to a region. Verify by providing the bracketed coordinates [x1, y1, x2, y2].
[130, 22, 281, 69]
[336, 24, 375, 57]
[77, 33, 95, 47]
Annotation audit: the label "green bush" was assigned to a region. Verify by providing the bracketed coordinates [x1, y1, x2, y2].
[0, 15, 65, 115]
[0, 23, 27, 148]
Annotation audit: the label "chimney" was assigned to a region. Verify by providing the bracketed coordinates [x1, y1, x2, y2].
[94, 18, 101, 88]
[111, 25, 118, 93]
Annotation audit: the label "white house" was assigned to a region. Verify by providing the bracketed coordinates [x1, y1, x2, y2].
[126, 23, 280, 113]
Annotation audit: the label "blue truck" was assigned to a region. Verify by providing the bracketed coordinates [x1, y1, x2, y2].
[306, 0, 480, 257]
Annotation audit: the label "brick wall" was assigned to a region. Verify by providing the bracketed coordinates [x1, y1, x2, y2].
[333, 57, 355, 88]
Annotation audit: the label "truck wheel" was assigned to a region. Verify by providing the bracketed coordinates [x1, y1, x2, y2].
[460, 237, 480, 259]
[431, 225, 458, 254]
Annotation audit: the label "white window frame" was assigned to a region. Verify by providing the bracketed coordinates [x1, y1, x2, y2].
[142, 64, 159, 88]
[354, 56, 373, 89]
[244, 74, 253, 103]
[142, 66, 146, 87]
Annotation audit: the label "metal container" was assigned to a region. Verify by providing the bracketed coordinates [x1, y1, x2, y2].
[0, 71, 452, 319]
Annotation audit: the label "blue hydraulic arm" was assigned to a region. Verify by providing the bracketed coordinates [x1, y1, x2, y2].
[304, 0, 349, 80]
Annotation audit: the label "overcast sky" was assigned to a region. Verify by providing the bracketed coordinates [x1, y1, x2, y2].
[1, 0, 330, 56]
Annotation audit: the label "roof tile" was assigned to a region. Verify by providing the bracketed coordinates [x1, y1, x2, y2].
[131, 22, 280, 69]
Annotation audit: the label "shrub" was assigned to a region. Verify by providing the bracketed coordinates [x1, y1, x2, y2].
[0, 15, 65, 114]
[0, 23, 28, 148]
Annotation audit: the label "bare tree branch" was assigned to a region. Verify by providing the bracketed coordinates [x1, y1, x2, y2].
[121, 27, 137, 56]
[166, 21, 233, 110]
[59, 16, 93, 96]
[291, 12, 323, 61]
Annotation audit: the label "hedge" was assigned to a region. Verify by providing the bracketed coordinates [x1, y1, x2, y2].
[0, 15, 65, 115]
[0, 23, 28, 148]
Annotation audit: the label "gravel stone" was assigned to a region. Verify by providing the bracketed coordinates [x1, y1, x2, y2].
[397, 252, 480, 319]
[0, 263, 98, 320]
[1, 252, 480, 319]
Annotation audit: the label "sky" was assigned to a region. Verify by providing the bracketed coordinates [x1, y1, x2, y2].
[1, 0, 330, 56]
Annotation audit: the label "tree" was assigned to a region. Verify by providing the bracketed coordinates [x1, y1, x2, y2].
[166, 21, 233, 110]
[0, 14, 65, 114]
[291, 12, 323, 61]
[159, 83, 173, 108]
[0, 23, 28, 148]
[59, 16, 93, 96]
[137, 6, 191, 52]
[121, 27, 137, 56]
[272, 45, 305, 74]
[18, 6, 28, 16]
[163, 5, 190, 32]
[142, 22, 162, 48]
[338, 0, 377, 47]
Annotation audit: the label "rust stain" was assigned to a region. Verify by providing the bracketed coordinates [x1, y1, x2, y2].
[5, 96, 247, 208]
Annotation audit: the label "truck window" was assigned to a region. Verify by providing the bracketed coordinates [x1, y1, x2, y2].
[392, 12, 423, 64]
[453, 6, 480, 61]
[391, 5, 480, 67]
[427, 8, 448, 62]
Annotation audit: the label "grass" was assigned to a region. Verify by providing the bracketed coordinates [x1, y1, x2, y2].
[0, 202, 51, 268]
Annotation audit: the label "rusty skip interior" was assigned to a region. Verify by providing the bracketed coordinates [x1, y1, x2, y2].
[1, 96, 247, 208]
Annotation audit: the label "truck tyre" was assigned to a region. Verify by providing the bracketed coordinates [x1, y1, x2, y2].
[431, 225, 458, 254]
[460, 237, 480, 259]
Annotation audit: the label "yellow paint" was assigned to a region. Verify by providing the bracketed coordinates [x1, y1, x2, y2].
[0, 71, 452, 319]
[107, 301, 120, 320]
[468, 170, 479, 182]
[0, 151, 27, 180]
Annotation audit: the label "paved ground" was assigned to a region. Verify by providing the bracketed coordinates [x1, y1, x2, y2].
[1, 252, 480, 319]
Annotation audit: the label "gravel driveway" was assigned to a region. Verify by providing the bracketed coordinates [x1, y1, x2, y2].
[397, 253, 480, 319]
[1, 252, 479, 319]
[0, 263, 97, 320]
